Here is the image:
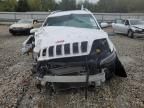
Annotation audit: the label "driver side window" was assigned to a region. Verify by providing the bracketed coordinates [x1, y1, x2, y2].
[116, 19, 125, 24]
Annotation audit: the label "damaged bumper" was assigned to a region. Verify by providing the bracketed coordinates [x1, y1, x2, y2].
[35, 51, 117, 85]
[37, 71, 105, 86]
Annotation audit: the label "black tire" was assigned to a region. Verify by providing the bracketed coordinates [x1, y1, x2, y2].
[127, 30, 134, 38]
[11, 33, 16, 36]
[105, 69, 113, 80]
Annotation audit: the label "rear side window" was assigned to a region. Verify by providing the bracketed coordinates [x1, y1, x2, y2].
[125, 20, 130, 25]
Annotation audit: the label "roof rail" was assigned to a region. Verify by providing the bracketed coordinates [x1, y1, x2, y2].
[83, 8, 89, 12]
[81, 5, 90, 12]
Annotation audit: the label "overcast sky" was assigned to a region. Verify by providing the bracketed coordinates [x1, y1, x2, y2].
[56, 0, 99, 4]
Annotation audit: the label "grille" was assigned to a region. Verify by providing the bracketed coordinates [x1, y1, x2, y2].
[81, 41, 88, 53]
[41, 41, 88, 57]
[42, 48, 47, 56]
[64, 44, 70, 54]
[73, 42, 79, 53]
[49, 46, 54, 57]
[56, 45, 62, 55]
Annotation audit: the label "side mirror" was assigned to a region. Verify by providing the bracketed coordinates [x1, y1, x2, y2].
[100, 22, 109, 28]
[30, 28, 38, 34]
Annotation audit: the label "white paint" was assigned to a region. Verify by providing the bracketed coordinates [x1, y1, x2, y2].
[9, 23, 33, 29]
[22, 10, 115, 61]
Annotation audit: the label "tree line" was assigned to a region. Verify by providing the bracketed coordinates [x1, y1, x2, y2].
[0, 0, 144, 12]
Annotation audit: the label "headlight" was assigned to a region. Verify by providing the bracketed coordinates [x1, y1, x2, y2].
[96, 49, 101, 54]
[132, 27, 143, 32]
[135, 28, 143, 32]
[90, 39, 111, 56]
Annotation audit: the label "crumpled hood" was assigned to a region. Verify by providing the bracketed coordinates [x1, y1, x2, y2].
[35, 26, 108, 49]
[10, 23, 32, 28]
[133, 25, 144, 29]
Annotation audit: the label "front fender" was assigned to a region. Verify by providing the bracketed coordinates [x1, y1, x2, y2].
[21, 35, 35, 54]
[114, 56, 127, 77]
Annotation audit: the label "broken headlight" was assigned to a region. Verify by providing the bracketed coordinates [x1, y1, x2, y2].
[135, 28, 143, 32]
[90, 38, 111, 56]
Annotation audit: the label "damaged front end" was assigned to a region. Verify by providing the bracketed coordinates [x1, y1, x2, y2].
[21, 10, 127, 99]
[32, 39, 127, 91]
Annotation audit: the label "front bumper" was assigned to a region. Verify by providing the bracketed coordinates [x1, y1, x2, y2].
[134, 33, 144, 37]
[9, 28, 32, 34]
[134, 30, 144, 36]
[38, 71, 105, 86]
[36, 51, 116, 84]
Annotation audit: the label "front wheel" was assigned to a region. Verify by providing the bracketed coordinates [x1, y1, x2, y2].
[127, 30, 134, 38]
[11, 32, 16, 36]
[104, 69, 113, 80]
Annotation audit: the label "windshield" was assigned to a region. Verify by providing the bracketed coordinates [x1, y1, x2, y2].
[130, 19, 144, 25]
[43, 14, 99, 29]
[17, 19, 33, 24]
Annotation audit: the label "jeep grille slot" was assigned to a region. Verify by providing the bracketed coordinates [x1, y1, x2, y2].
[49, 46, 54, 57]
[81, 41, 88, 52]
[42, 48, 47, 56]
[56, 45, 62, 55]
[38, 50, 40, 57]
[64, 44, 70, 54]
[73, 42, 79, 54]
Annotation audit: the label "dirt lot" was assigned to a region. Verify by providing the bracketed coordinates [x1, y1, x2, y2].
[0, 25, 144, 108]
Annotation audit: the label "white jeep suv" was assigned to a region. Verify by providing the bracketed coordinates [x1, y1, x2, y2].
[22, 10, 127, 92]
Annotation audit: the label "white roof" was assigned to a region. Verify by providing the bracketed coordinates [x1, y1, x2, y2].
[48, 10, 91, 17]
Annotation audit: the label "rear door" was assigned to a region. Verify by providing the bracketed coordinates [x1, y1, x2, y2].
[120, 20, 129, 34]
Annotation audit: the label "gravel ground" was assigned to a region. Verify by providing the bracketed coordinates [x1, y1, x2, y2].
[0, 26, 144, 108]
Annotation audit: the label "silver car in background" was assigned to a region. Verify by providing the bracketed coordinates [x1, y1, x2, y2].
[112, 19, 144, 38]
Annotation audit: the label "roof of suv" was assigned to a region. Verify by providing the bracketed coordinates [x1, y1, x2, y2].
[48, 10, 92, 18]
